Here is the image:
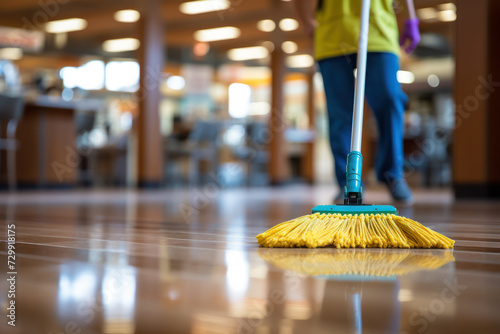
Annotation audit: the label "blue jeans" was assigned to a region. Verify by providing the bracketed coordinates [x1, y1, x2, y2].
[318, 52, 407, 189]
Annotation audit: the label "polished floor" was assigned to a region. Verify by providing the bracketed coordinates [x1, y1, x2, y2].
[0, 186, 499, 334]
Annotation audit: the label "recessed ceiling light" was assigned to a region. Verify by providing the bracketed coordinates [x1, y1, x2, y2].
[279, 18, 299, 31]
[286, 54, 314, 68]
[437, 3, 456, 11]
[397, 70, 415, 84]
[194, 26, 240, 42]
[114, 9, 140, 23]
[257, 19, 276, 32]
[102, 38, 140, 52]
[281, 41, 298, 53]
[180, 0, 231, 15]
[166, 76, 186, 90]
[417, 8, 438, 21]
[438, 9, 457, 22]
[0, 47, 23, 60]
[45, 18, 87, 33]
[228, 46, 269, 61]
[261, 41, 275, 52]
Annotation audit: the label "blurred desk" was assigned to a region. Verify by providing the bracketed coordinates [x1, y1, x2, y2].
[16, 97, 84, 188]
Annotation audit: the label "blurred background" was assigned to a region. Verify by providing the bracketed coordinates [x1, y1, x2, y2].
[0, 0, 497, 199]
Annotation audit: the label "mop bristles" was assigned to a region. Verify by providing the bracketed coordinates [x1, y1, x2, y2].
[256, 213, 455, 249]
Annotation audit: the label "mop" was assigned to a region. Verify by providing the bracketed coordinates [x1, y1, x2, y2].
[257, 0, 454, 249]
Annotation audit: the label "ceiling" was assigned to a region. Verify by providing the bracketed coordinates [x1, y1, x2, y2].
[0, 0, 456, 64]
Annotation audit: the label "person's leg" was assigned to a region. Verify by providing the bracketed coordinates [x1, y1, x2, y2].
[364, 52, 412, 201]
[318, 55, 356, 192]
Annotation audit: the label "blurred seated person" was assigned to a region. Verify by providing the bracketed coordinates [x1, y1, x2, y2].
[171, 115, 191, 141]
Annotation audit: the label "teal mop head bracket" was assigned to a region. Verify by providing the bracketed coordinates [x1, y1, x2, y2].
[345, 151, 363, 205]
[312, 204, 398, 215]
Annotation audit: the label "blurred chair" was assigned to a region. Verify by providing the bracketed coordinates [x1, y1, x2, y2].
[232, 122, 270, 186]
[0, 94, 24, 190]
[422, 121, 452, 187]
[75, 111, 96, 135]
[89, 139, 128, 187]
[164, 120, 222, 187]
[74, 112, 96, 186]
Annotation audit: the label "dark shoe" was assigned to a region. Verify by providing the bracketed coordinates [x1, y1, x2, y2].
[385, 178, 414, 205]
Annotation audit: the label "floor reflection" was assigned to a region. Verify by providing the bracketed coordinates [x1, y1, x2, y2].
[225, 251, 250, 302]
[258, 248, 455, 278]
[257, 248, 455, 334]
[56, 264, 137, 334]
[101, 267, 136, 334]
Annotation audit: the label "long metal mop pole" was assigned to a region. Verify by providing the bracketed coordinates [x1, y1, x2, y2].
[345, 0, 371, 204]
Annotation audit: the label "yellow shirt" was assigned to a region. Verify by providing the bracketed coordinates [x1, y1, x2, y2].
[315, 0, 400, 60]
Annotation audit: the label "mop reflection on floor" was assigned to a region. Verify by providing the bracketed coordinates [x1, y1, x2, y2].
[257, 249, 456, 333]
[258, 249, 455, 280]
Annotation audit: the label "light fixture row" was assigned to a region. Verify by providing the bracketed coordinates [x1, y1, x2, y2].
[257, 18, 299, 32]
[178, 0, 299, 34]
[417, 2, 456, 22]
[44, 9, 140, 34]
[41, 4, 299, 54]
[227, 41, 298, 61]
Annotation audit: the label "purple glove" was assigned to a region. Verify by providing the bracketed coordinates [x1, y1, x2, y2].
[399, 18, 421, 53]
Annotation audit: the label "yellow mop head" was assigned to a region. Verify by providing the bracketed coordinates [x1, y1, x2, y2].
[257, 213, 455, 249]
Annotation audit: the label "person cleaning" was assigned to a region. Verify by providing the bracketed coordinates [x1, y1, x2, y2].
[293, 0, 420, 204]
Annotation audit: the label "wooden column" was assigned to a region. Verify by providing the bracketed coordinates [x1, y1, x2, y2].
[268, 0, 289, 185]
[486, 0, 500, 189]
[301, 69, 315, 183]
[453, 0, 500, 198]
[269, 48, 289, 185]
[135, 0, 164, 188]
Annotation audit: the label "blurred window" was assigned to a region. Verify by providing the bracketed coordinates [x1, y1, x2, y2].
[78, 60, 105, 90]
[60, 66, 78, 89]
[228, 83, 251, 118]
[105, 61, 139, 92]
[60, 60, 105, 90]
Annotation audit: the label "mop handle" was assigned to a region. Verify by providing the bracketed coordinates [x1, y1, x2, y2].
[350, 0, 371, 152]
